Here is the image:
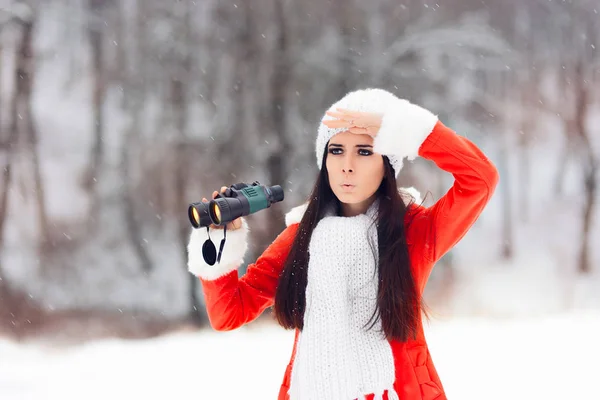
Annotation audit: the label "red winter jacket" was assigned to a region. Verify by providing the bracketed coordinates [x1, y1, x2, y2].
[189, 120, 499, 400]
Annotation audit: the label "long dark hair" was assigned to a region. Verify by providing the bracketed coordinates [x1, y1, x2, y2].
[273, 145, 427, 342]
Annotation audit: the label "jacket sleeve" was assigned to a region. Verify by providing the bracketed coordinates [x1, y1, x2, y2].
[373, 98, 499, 289]
[187, 220, 298, 331]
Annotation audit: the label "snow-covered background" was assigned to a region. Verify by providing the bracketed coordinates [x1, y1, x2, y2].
[2, 313, 600, 399]
[0, 0, 599, 399]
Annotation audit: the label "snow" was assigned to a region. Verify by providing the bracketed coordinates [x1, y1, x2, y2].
[1, 312, 599, 399]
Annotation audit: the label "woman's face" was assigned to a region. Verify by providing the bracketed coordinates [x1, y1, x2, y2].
[325, 131, 385, 214]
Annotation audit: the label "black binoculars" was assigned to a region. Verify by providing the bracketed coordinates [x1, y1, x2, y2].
[188, 181, 284, 228]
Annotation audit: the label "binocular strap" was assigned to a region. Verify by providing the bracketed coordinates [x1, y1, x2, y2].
[201, 226, 227, 266]
[217, 226, 226, 264]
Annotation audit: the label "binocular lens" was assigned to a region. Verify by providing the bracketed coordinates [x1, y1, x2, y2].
[188, 202, 212, 229]
[209, 202, 222, 225]
[191, 208, 200, 226]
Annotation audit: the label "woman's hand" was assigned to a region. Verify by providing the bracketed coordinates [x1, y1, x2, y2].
[323, 108, 383, 138]
[203, 186, 243, 231]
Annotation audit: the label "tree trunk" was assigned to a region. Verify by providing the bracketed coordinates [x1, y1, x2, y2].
[516, 124, 530, 222]
[573, 62, 597, 274]
[516, 75, 537, 223]
[266, 0, 290, 237]
[553, 128, 575, 195]
[336, 1, 353, 99]
[119, 1, 153, 273]
[0, 41, 17, 248]
[514, 1, 533, 224]
[85, 0, 107, 225]
[498, 73, 513, 259]
[168, 2, 207, 325]
[552, 67, 575, 196]
[0, 162, 11, 248]
[499, 134, 513, 260]
[578, 154, 597, 274]
[19, 18, 49, 244]
[0, 41, 3, 130]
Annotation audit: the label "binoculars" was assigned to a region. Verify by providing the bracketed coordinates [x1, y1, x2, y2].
[188, 181, 284, 228]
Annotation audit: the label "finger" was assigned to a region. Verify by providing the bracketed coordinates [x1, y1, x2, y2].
[212, 190, 218, 199]
[335, 107, 361, 116]
[323, 119, 351, 128]
[325, 110, 347, 119]
[323, 122, 350, 130]
[350, 126, 378, 137]
[348, 126, 370, 134]
[202, 197, 208, 202]
[220, 186, 227, 193]
[327, 110, 356, 122]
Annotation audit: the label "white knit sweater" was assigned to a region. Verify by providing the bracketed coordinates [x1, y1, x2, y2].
[287, 199, 399, 400]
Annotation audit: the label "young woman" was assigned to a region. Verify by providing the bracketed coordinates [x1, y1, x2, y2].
[187, 88, 499, 400]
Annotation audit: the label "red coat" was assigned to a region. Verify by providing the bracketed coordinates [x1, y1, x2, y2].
[197, 121, 499, 399]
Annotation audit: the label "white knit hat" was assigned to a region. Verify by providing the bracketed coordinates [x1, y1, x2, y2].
[316, 88, 438, 178]
[316, 88, 402, 175]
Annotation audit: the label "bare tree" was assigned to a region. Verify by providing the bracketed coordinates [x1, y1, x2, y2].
[264, 0, 292, 236]
[0, 12, 15, 247]
[170, 2, 199, 321]
[0, 5, 50, 245]
[118, 0, 153, 273]
[83, 0, 108, 224]
[512, 6, 540, 223]
[572, 58, 597, 274]
[19, 12, 49, 245]
[538, 0, 598, 273]
[0, 1, 47, 325]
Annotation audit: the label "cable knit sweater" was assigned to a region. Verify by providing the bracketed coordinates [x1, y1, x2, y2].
[187, 94, 499, 400]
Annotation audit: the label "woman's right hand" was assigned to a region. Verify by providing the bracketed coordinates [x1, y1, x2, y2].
[204, 186, 243, 231]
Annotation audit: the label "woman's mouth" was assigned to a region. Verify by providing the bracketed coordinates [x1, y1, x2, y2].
[341, 184, 355, 191]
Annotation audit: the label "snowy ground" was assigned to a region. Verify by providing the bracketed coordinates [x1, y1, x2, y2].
[1, 311, 599, 400]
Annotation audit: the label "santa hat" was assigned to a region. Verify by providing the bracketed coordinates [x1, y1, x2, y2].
[316, 88, 438, 177]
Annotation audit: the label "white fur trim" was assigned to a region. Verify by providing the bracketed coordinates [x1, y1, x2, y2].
[187, 218, 249, 280]
[372, 96, 438, 164]
[316, 88, 438, 177]
[399, 186, 423, 205]
[285, 202, 309, 227]
[284, 187, 422, 226]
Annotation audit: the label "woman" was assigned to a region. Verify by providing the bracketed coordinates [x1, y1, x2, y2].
[187, 88, 499, 400]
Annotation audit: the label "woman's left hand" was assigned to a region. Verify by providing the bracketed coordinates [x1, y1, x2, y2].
[322, 108, 383, 138]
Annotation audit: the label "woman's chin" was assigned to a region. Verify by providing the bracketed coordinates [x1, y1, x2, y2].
[335, 192, 365, 204]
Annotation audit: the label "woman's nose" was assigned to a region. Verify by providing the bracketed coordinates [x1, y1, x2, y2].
[342, 156, 354, 173]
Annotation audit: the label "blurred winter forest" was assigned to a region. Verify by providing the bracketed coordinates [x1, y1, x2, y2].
[0, 0, 598, 342]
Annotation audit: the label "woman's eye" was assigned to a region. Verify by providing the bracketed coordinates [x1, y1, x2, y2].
[328, 148, 371, 156]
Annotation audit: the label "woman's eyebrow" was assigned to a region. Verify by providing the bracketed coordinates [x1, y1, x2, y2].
[328, 143, 373, 148]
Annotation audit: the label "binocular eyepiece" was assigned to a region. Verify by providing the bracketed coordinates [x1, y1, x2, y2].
[188, 181, 284, 228]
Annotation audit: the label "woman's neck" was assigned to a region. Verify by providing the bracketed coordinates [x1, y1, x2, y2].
[339, 194, 377, 217]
